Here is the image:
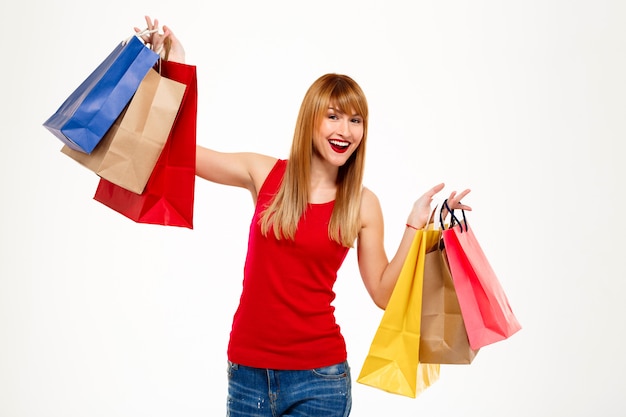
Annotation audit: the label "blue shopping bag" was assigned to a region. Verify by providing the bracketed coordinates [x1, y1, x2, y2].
[43, 34, 159, 154]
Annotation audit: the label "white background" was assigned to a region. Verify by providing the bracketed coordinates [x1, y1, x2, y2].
[1, 1, 625, 416]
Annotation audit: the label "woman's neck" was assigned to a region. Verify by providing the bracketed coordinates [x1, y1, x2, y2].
[309, 157, 338, 204]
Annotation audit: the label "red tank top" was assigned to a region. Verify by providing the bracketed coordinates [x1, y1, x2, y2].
[227, 159, 350, 369]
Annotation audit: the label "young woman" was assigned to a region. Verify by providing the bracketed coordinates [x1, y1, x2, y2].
[138, 16, 471, 417]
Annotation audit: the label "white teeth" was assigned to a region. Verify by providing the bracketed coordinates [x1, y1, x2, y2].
[329, 140, 349, 147]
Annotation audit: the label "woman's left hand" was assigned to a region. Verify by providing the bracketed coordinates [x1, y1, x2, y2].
[445, 189, 472, 211]
[406, 184, 471, 229]
[440, 188, 472, 222]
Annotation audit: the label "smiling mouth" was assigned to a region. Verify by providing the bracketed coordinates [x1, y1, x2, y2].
[329, 139, 349, 153]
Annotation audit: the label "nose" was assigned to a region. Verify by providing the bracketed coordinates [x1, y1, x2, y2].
[336, 118, 351, 137]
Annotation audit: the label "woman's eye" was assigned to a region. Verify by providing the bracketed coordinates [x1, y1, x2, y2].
[351, 118, 362, 124]
[328, 114, 338, 120]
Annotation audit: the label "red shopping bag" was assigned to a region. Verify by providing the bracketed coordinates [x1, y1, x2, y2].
[441, 201, 521, 349]
[94, 61, 197, 228]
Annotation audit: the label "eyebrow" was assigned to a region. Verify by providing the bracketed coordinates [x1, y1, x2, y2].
[329, 106, 361, 118]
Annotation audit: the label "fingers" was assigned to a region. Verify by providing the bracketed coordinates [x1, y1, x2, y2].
[137, 16, 175, 57]
[163, 25, 175, 41]
[145, 16, 155, 30]
[143, 16, 156, 39]
[138, 16, 163, 44]
[162, 26, 175, 44]
[415, 183, 444, 211]
[134, 30, 151, 44]
[456, 188, 471, 200]
[428, 182, 445, 197]
[447, 189, 472, 211]
[424, 185, 471, 203]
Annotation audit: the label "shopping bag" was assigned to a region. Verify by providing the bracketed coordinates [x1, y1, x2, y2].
[43, 33, 159, 153]
[419, 226, 479, 364]
[61, 68, 186, 193]
[357, 228, 440, 398]
[441, 200, 521, 350]
[93, 61, 197, 228]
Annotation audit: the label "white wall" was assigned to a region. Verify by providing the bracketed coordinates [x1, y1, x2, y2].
[1, 1, 624, 416]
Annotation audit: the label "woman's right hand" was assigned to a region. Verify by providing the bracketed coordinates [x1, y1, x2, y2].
[135, 16, 186, 63]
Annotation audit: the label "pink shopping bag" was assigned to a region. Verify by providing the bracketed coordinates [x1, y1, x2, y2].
[441, 201, 521, 349]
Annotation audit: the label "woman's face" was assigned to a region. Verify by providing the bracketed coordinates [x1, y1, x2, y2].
[312, 104, 364, 167]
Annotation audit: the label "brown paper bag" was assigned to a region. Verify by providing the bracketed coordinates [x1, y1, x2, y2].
[419, 235, 479, 364]
[61, 67, 185, 194]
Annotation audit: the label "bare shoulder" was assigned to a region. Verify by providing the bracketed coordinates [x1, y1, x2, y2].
[360, 187, 383, 227]
[361, 186, 381, 209]
[247, 153, 279, 192]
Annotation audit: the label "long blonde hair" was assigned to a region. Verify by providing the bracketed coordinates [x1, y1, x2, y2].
[260, 73, 369, 248]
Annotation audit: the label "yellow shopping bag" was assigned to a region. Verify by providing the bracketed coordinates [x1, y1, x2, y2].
[357, 228, 440, 398]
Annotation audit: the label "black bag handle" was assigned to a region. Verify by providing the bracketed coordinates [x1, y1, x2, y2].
[442, 198, 468, 233]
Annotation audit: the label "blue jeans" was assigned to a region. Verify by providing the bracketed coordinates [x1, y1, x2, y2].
[226, 361, 352, 417]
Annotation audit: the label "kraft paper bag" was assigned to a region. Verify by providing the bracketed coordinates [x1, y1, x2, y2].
[441, 201, 521, 350]
[93, 61, 197, 229]
[357, 229, 440, 398]
[61, 68, 186, 194]
[43, 34, 159, 153]
[419, 232, 479, 364]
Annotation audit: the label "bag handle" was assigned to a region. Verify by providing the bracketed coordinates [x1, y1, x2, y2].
[123, 29, 172, 73]
[424, 204, 439, 230]
[441, 199, 468, 233]
[153, 38, 172, 74]
[123, 29, 158, 46]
